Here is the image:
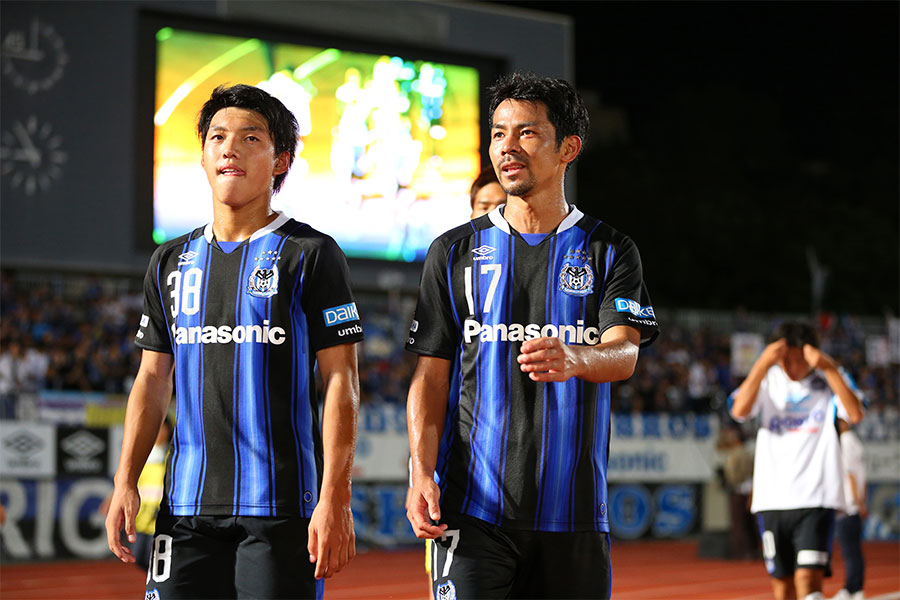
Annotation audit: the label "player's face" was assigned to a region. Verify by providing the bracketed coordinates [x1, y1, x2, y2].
[201, 107, 288, 210]
[471, 182, 505, 218]
[489, 100, 576, 199]
[780, 346, 812, 381]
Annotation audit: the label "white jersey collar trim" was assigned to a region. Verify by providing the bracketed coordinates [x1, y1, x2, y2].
[203, 212, 290, 245]
[488, 204, 583, 236]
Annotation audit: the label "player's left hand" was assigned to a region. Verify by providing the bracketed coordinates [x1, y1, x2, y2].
[308, 496, 356, 579]
[802, 344, 835, 371]
[518, 336, 580, 382]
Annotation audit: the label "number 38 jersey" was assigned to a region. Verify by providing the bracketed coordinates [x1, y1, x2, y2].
[406, 206, 659, 532]
[135, 213, 364, 518]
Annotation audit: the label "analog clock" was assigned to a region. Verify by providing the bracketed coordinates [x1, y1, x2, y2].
[2, 18, 68, 94]
[0, 116, 67, 196]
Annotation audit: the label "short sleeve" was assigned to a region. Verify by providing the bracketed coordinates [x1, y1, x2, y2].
[300, 237, 364, 353]
[727, 369, 770, 422]
[135, 247, 173, 354]
[405, 237, 459, 359]
[833, 367, 864, 421]
[597, 236, 659, 347]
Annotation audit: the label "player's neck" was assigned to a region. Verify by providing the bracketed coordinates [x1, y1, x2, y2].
[503, 193, 569, 234]
[211, 201, 277, 242]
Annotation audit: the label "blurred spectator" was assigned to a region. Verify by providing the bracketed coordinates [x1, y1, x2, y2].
[0, 268, 896, 443]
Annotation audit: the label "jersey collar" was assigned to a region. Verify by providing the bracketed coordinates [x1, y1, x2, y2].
[203, 212, 290, 245]
[488, 203, 584, 236]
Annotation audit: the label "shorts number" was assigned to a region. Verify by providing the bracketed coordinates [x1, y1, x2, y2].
[147, 534, 173, 583]
[761, 530, 776, 559]
[434, 529, 460, 580]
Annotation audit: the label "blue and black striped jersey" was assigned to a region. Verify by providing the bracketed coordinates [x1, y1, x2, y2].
[135, 213, 364, 518]
[406, 206, 658, 532]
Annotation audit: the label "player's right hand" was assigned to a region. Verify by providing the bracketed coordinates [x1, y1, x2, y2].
[760, 338, 787, 368]
[406, 476, 448, 539]
[104, 483, 140, 563]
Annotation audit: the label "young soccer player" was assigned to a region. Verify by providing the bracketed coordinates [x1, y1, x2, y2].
[105, 84, 363, 599]
[405, 72, 659, 599]
[730, 322, 864, 600]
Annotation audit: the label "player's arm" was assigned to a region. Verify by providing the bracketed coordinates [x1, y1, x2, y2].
[730, 339, 786, 419]
[105, 349, 173, 563]
[517, 325, 640, 384]
[802, 344, 864, 424]
[406, 355, 451, 539]
[308, 342, 359, 580]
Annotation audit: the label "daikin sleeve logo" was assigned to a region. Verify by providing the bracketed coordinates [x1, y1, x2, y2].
[323, 302, 359, 326]
[615, 298, 655, 319]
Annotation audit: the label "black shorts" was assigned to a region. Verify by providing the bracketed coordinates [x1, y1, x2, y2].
[756, 508, 835, 579]
[145, 514, 322, 600]
[431, 514, 611, 600]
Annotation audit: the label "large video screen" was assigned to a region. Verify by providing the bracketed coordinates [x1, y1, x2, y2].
[145, 15, 499, 261]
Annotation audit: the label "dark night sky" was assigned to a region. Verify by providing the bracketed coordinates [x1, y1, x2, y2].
[488, 1, 899, 315]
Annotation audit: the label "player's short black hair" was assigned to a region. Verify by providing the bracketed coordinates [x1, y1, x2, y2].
[488, 71, 589, 167]
[469, 166, 500, 208]
[771, 321, 820, 349]
[197, 84, 299, 193]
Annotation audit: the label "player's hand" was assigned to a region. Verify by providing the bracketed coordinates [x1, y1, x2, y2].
[802, 344, 835, 371]
[406, 475, 448, 539]
[760, 338, 787, 368]
[517, 336, 580, 382]
[308, 495, 356, 580]
[104, 483, 140, 563]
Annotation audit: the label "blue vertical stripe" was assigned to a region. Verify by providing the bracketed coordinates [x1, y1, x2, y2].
[435, 353, 462, 490]
[263, 233, 292, 515]
[539, 228, 585, 530]
[289, 251, 310, 516]
[238, 237, 280, 515]
[592, 245, 616, 518]
[193, 244, 213, 511]
[495, 231, 515, 522]
[291, 268, 317, 516]
[232, 245, 250, 512]
[171, 236, 209, 513]
[534, 233, 557, 528]
[461, 230, 482, 516]
[464, 227, 513, 522]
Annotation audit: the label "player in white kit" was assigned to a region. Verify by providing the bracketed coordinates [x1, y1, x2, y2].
[730, 322, 863, 600]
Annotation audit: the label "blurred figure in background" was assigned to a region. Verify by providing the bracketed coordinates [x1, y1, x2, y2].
[730, 322, 864, 600]
[468, 166, 506, 219]
[719, 424, 757, 560]
[831, 419, 867, 600]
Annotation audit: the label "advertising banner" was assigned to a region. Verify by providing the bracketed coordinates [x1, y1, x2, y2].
[0, 422, 55, 478]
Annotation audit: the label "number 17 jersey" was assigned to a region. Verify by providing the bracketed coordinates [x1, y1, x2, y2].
[406, 206, 659, 532]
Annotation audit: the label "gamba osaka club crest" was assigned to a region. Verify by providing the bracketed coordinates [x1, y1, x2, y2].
[558, 248, 594, 297]
[248, 265, 279, 297]
[247, 250, 281, 298]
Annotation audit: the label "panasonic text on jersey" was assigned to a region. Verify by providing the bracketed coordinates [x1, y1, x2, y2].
[171, 320, 286, 346]
[463, 319, 601, 345]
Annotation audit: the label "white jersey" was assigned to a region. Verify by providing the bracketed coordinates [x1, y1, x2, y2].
[737, 365, 860, 513]
[839, 429, 866, 516]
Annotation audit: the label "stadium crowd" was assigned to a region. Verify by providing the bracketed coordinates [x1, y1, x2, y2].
[1, 269, 897, 440]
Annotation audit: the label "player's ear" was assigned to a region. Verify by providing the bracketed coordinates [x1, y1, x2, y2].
[560, 135, 582, 166]
[273, 151, 289, 176]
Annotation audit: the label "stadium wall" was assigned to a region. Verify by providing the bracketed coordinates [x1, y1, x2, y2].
[2, 399, 896, 561]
